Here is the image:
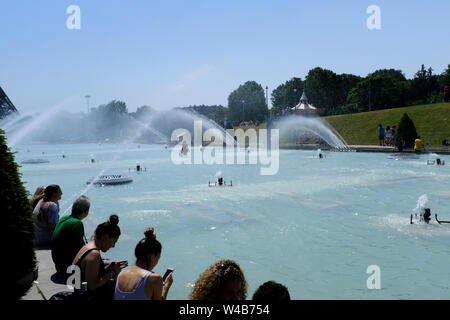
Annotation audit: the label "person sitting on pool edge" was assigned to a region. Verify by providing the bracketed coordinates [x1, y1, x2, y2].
[72, 214, 127, 300]
[115, 227, 173, 300]
[51, 195, 90, 278]
[410, 208, 431, 224]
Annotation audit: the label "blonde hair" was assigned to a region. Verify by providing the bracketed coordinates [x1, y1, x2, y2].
[30, 186, 46, 209]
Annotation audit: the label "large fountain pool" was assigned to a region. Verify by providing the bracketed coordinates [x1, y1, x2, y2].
[15, 143, 450, 299]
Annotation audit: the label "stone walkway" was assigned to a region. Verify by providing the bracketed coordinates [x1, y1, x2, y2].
[21, 248, 71, 300]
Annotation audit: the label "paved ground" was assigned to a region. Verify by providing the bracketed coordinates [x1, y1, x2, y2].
[21, 248, 71, 300]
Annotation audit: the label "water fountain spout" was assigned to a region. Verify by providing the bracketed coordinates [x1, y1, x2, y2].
[270, 114, 349, 151]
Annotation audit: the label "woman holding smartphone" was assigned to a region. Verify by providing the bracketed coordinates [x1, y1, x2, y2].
[115, 227, 173, 300]
[72, 214, 126, 300]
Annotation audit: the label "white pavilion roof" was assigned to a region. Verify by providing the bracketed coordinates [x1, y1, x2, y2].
[291, 102, 317, 110]
[291, 90, 317, 110]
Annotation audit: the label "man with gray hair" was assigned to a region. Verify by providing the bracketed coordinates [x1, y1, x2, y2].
[51, 195, 90, 278]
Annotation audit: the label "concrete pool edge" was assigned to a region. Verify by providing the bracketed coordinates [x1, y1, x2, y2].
[280, 144, 450, 154]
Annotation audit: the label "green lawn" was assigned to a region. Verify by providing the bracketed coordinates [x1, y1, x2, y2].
[324, 103, 450, 147]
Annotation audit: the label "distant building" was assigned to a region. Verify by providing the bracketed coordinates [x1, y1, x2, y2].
[289, 91, 317, 115]
[0, 86, 19, 119]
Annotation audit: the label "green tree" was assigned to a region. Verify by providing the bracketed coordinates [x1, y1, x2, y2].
[347, 69, 409, 111]
[442, 65, 450, 103]
[339, 73, 363, 97]
[442, 64, 450, 86]
[271, 72, 362, 116]
[396, 113, 418, 148]
[332, 73, 363, 115]
[88, 100, 129, 139]
[181, 105, 228, 126]
[130, 105, 155, 120]
[409, 64, 441, 104]
[270, 77, 304, 116]
[1, 129, 36, 299]
[105, 100, 128, 115]
[227, 81, 268, 125]
[304, 67, 345, 115]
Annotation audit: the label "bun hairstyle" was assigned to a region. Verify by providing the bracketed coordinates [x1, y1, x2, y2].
[144, 227, 157, 240]
[109, 214, 119, 225]
[95, 214, 121, 239]
[135, 227, 162, 266]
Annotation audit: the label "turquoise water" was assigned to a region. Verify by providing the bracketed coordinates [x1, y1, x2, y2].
[15, 143, 450, 299]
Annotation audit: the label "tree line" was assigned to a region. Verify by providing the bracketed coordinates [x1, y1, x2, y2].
[78, 63, 450, 134]
[271, 64, 450, 117]
[183, 64, 450, 126]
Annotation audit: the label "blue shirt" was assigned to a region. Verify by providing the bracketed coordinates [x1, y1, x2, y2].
[33, 199, 59, 246]
[115, 271, 153, 300]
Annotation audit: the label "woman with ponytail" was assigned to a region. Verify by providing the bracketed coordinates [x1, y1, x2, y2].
[72, 214, 126, 300]
[115, 227, 173, 300]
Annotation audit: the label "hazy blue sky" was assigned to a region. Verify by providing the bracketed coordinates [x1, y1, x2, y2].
[1, 0, 449, 114]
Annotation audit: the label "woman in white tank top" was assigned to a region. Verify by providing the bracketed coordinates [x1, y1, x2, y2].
[115, 228, 173, 300]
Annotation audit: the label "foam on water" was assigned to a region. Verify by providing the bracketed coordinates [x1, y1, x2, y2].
[376, 214, 450, 238]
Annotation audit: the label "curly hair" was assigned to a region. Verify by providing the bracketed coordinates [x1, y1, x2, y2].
[189, 259, 247, 300]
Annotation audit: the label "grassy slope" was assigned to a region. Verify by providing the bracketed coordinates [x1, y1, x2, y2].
[324, 103, 450, 147]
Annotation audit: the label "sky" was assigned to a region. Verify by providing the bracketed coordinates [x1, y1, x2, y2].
[1, 0, 449, 114]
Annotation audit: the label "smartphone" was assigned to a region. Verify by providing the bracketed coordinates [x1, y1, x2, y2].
[162, 268, 174, 282]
